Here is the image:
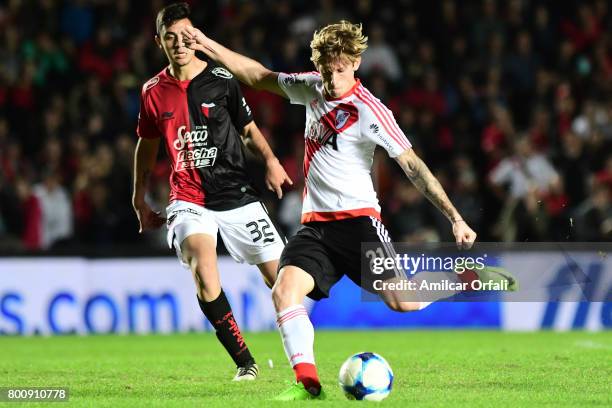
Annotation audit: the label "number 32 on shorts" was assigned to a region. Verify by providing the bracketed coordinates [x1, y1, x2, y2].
[246, 219, 275, 243]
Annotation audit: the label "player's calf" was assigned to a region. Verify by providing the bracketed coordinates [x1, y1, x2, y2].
[190, 257, 222, 301]
[182, 236, 258, 379]
[271, 266, 315, 310]
[196, 292, 258, 379]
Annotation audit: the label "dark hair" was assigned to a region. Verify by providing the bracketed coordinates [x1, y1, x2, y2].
[156, 2, 191, 34]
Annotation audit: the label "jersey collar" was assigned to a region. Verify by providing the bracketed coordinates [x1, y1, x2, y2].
[163, 59, 212, 88]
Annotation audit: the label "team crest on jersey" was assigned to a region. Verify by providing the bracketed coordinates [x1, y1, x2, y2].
[335, 109, 350, 129]
[306, 102, 359, 151]
[322, 103, 358, 134]
[201, 102, 215, 118]
[212, 67, 233, 78]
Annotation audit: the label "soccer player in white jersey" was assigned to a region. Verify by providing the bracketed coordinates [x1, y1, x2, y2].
[182, 20, 516, 400]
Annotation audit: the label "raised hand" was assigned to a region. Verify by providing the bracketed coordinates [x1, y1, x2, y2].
[181, 26, 208, 52]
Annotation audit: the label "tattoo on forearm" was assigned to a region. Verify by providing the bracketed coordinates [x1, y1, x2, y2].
[404, 157, 456, 220]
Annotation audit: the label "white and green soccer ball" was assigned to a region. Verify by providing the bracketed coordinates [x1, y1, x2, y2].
[338, 352, 394, 401]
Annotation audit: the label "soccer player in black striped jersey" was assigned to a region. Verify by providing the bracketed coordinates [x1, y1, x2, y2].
[132, 3, 292, 382]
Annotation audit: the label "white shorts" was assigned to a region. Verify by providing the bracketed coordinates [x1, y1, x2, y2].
[166, 200, 285, 267]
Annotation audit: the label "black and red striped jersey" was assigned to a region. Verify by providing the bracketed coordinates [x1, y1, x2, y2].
[137, 60, 258, 210]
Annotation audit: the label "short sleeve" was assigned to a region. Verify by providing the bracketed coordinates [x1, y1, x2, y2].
[228, 79, 254, 131]
[277, 72, 321, 105]
[136, 91, 161, 139]
[360, 104, 412, 158]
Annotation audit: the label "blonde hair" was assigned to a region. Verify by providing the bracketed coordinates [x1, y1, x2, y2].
[310, 20, 368, 66]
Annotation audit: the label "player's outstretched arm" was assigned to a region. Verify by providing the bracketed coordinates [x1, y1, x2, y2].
[395, 148, 477, 248]
[241, 121, 293, 199]
[181, 26, 285, 97]
[132, 137, 166, 233]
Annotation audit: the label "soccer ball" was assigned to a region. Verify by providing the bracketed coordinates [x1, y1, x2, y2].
[338, 352, 393, 401]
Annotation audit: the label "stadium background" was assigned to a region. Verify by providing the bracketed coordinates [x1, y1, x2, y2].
[0, 0, 611, 336]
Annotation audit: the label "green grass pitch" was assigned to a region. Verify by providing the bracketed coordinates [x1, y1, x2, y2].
[1, 331, 610, 407]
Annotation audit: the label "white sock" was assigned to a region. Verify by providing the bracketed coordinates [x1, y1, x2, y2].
[276, 304, 315, 367]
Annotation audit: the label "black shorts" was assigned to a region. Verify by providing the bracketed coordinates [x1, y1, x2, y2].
[278, 216, 402, 300]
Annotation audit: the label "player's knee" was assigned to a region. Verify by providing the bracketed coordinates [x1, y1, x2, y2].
[272, 266, 313, 310]
[271, 281, 287, 309]
[271, 279, 297, 310]
[189, 254, 215, 275]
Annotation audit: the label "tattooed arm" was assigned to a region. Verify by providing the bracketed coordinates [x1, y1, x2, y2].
[132, 137, 165, 233]
[395, 149, 477, 247]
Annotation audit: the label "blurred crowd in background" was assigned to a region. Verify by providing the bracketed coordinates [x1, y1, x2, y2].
[0, 0, 611, 254]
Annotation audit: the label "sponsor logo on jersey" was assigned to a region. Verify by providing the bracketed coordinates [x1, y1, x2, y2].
[307, 121, 338, 150]
[211, 67, 233, 79]
[174, 125, 217, 171]
[241, 97, 252, 116]
[283, 74, 296, 86]
[174, 125, 209, 150]
[200, 102, 215, 118]
[368, 123, 394, 151]
[167, 208, 202, 225]
[176, 147, 218, 171]
[282, 74, 307, 87]
[376, 132, 394, 151]
[143, 76, 160, 91]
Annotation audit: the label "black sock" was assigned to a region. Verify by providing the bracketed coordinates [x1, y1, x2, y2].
[197, 290, 255, 368]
